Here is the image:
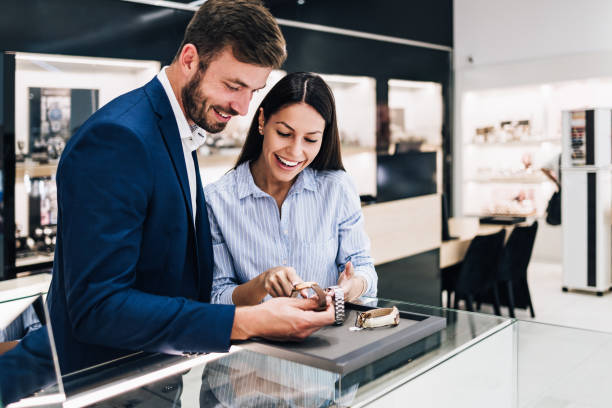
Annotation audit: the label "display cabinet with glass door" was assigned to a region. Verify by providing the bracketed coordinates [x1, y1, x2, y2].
[1, 51, 160, 279]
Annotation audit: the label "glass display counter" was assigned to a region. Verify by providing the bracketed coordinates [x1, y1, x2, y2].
[4, 296, 611, 407]
[54, 298, 514, 407]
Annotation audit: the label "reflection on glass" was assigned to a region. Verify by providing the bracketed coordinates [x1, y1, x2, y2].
[200, 350, 344, 407]
[0, 293, 64, 407]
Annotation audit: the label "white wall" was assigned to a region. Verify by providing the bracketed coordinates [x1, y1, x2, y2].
[454, 0, 612, 71]
[454, 0, 612, 262]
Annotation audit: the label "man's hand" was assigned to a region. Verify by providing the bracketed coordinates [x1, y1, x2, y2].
[231, 296, 334, 341]
[260, 266, 304, 298]
[337, 261, 367, 302]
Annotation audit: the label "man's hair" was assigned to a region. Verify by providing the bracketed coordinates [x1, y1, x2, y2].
[174, 0, 286, 69]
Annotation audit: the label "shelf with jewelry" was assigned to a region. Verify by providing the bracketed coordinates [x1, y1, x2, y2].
[1, 51, 160, 279]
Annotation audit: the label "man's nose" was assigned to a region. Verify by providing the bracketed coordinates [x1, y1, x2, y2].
[229, 90, 251, 116]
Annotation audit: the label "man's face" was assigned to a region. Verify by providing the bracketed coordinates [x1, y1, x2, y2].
[182, 47, 272, 133]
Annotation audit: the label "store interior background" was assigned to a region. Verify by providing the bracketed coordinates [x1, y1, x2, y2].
[2, 0, 612, 332]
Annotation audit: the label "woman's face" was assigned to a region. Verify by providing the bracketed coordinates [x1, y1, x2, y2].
[257, 102, 325, 184]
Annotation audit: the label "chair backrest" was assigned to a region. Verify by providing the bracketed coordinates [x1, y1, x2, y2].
[498, 221, 539, 282]
[455, 229, 506, 297]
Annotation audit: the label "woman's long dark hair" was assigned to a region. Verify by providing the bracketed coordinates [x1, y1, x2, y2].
[235, 72, 344, 171]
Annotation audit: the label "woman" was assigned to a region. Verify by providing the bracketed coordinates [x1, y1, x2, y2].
[205, 72, 377, 306]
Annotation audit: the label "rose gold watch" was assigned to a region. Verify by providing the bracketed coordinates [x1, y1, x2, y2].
[290, 281, 327, 311]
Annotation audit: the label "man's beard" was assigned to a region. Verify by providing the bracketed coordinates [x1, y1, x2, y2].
[182, 71, 236, 134]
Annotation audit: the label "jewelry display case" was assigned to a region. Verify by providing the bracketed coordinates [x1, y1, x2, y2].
[5, 296, 612, 407]
[0, 291, 64, 408]
[1, 51, 160, 279]
[43, 299, 515, 407]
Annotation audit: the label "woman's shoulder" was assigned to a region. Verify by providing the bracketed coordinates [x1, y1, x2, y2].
[313, 168, 349, 184]
[313, 169, 355, 192]
[204, 168, 238, 198]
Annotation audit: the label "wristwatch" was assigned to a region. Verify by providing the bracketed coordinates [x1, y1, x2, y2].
[291, 281, 327, 311]
[326, 285, 345, 325]
[355, 306, 400, 329]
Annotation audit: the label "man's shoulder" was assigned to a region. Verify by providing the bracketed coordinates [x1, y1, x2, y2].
[90, 86, 154, 130]
[68, 84, 158, 146]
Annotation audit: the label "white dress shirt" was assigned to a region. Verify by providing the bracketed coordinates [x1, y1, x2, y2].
[157, 66, 206, 223]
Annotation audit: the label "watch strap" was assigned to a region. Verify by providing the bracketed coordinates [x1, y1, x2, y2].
[355, 306, 400, 329]
[327, 285, 345, 325]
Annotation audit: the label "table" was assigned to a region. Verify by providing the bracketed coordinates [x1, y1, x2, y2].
[440, 217, 521, 269]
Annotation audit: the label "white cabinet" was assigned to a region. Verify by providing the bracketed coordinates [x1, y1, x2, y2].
[561, 109, 612, 294]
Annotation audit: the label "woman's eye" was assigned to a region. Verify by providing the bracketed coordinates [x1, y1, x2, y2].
[305, 138, 318, 143]
[276, 131, 291, 137]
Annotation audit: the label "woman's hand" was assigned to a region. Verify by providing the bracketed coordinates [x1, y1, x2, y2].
[337, 261, 367, 302]
[260, 266, 305, 298]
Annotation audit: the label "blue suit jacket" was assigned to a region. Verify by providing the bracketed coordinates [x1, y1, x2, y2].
[47, 78, 235, 374]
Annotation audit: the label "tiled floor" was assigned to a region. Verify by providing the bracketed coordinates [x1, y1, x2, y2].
[449, 261, 612, 333]
[445, 261, 612, 407]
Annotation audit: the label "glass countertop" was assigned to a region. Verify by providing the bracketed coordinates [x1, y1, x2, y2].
[5, 296, 610, 407]
[58, 298, 514, 407]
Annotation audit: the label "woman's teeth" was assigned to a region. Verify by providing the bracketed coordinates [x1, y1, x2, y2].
[276, 155, 299, 167]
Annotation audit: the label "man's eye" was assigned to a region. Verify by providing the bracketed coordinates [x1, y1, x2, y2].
[226, 84, 239, 91]
[276, 131, 291, 137]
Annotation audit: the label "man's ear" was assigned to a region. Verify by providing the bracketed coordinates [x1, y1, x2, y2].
[178, 44, 200, 77]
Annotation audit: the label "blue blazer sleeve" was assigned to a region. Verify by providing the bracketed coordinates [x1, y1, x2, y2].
[57, 122, 234, 355]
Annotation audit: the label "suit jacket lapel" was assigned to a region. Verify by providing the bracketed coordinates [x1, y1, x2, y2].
[144, 78, 194, 222]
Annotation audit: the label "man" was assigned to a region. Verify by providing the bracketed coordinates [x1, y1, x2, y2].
[47, 0, 333, 375]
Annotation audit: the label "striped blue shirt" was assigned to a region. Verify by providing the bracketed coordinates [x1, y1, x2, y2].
[204, 161, 377, 304]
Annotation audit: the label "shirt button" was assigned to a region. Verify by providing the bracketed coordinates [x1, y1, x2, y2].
[282, 260, 287, 265]
[283, 230, 288, 235]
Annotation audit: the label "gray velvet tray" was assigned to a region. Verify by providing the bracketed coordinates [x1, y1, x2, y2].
[239, 303, 447, 374]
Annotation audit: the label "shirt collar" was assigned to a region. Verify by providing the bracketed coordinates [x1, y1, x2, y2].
[235, 161, 317, 200]
[157, 66, 206, 151]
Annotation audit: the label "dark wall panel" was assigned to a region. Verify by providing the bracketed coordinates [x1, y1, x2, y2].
[0, 0, 191, 64]
[376, 249, 441, 307]
[280, 25, 450, 82]
[268, 0, 453, 47]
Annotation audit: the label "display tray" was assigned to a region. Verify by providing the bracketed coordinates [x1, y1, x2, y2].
[238, 303, 446, 374]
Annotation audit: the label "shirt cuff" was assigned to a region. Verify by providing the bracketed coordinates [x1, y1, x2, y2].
[353, 267, 377, 298]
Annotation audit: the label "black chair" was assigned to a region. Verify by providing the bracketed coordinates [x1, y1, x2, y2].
[442, 229, 506, 315]
[496, 221, 538, 318]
